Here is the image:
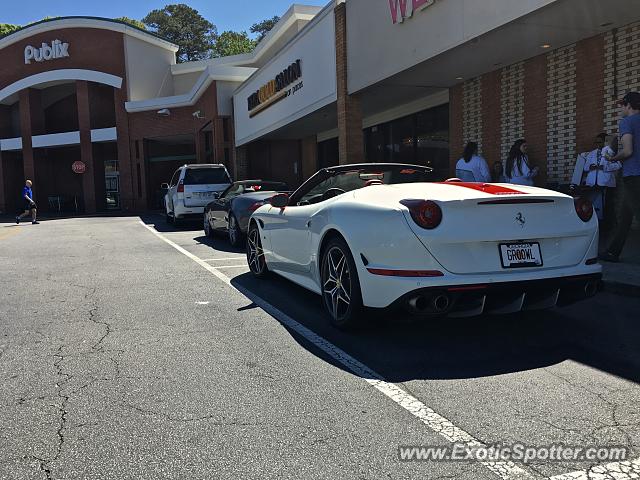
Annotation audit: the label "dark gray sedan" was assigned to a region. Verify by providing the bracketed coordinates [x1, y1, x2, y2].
[204, 180, 289, 247]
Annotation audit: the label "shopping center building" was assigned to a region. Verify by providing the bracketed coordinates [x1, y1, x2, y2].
[1, 0, 639, 214]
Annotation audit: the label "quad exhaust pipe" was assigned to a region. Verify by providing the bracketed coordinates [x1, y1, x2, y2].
[584, 280, 599, 298]
[407, 293, 451, 315]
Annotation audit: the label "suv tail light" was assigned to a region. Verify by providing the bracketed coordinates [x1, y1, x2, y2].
[400, 199, 443, 230]
[574, 197, 593, 222]
[177, 181, 184, 193]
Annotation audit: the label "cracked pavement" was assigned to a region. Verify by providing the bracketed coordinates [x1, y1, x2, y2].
[1, 216, 639, 479]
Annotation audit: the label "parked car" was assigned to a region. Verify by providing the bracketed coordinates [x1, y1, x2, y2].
[163, 164, 232, 224]
[204, 180, 289, 247]
[246, 163, 602, 329]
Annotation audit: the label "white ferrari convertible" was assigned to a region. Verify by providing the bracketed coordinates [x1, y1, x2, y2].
[246, 163, 601, 329]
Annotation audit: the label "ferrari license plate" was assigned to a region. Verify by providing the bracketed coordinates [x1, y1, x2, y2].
[499, 242, 543, 268]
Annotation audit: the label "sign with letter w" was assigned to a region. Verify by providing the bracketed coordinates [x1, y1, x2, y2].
[388, 0, 434, 24]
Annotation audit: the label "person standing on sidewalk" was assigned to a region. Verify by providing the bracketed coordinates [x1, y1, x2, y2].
[601, 92, 640, 262]
[455, 142, 491, 182]
[16, 180, 39, 225]
[505, 139, 539, 186]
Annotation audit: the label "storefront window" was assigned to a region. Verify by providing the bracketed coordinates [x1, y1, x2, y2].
[317, 137, 339, 169]
[364, 103, 449, 180]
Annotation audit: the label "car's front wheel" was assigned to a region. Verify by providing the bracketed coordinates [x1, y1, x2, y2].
[247, 223, 268, 278]
[321, 237, 363, 329]
[228, 214, 243, 247]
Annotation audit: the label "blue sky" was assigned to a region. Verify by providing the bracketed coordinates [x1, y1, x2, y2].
[1, 0, 326, 38]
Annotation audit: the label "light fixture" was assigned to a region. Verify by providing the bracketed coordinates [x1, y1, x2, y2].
[192, 110, 204, 119]
[600, 22, 613, 28]
[541, 44, 552, 49]
[456, 76, 464, 81]
[157, 108, 171, 116]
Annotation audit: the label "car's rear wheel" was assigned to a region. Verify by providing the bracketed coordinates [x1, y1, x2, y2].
[204, 213, 214, 238]
[321, 237, 363, 329]
[247, 223, 268, 277]
[228, 214, 243, 247]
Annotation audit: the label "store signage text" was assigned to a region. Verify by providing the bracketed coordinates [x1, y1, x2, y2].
[24, 40, 69, 65]
[247, 59, 302, 118]
[388, 0, 434, 24]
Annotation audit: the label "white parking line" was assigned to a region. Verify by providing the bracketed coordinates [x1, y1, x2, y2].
[202, 257, 245, 262]
[549, 458, 640, 480]
[214, 265, 249, 269]
[140, 220, 639, 480]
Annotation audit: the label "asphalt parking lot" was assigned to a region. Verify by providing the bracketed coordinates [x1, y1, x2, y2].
[1, 215, 639, 479]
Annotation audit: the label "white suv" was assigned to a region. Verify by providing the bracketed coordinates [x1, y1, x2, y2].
[163, 164, 232, 224]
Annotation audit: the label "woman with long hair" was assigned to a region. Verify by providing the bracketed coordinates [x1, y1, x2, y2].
[455, 141, 491, 182]
[505, 139, 538, 186]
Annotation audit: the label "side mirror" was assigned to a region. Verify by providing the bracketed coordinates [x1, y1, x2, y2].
[270, 193, 289, 209]
[161, 183, 169, 189]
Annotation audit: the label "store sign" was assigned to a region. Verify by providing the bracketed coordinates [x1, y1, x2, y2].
[72, 161, 86, 174]
[24, 40, 69, 64]
[388, 0, 434, 24]
[247, 59, 302, 118]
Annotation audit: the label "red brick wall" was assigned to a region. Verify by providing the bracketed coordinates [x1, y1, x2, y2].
[481, 70, 501, 170]
[0, 28, 126, 90]
[524, 54, 549, 185]
[449, 83, 463, 176]
[575, 34, 605, 153]
[77, 80, 96, 213]
[335, 2, 364, 165]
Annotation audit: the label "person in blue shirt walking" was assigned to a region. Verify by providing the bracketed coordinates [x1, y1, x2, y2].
[15, 179, 39, 225]
[601, 92, 640, 262]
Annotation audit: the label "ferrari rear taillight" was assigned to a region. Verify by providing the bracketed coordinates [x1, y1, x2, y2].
[574, 197, 593, 222]
[177, 181, 184, 193]
[400, 199, 442, 230]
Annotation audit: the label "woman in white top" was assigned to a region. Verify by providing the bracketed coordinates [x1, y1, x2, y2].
[505, 139, 538, 186]
[455, 142, 491, 183]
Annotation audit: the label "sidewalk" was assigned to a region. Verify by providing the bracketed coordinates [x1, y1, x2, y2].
[600, 226, 640, 296]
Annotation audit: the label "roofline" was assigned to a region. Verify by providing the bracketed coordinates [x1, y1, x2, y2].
[0, 16, 179, 53]
[125, 65, 257, 113]
[171, 4, 323, 75]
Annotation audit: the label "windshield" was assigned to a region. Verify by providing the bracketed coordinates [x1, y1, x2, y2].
[184, 168, 231, 185]
[295, 165, 432, 205]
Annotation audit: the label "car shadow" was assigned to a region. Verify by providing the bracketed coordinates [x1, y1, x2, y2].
[193, 234, 245, 254]
[229, 272, 640, 385]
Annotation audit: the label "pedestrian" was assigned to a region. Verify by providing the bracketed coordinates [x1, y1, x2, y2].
[16, 179, 39, 225]
[583, 134, 622, 226]
[505, 139, 539, 186]
[601, 91, 640, 262]
[455, 142, 491, 182]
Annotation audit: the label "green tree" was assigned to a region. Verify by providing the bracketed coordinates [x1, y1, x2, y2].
[143, 4, 217, 63]
[0, 23, 21, 37]
[250, 15, 280, 42]
[116, 17, 147, 30]
[213, 30, 255, 57]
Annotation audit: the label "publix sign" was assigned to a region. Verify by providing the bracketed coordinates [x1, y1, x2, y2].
[388, 0, 434, 24]
[24, 40, 70, 64]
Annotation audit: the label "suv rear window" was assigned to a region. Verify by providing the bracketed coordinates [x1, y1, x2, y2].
[184, 168, 231, 185]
